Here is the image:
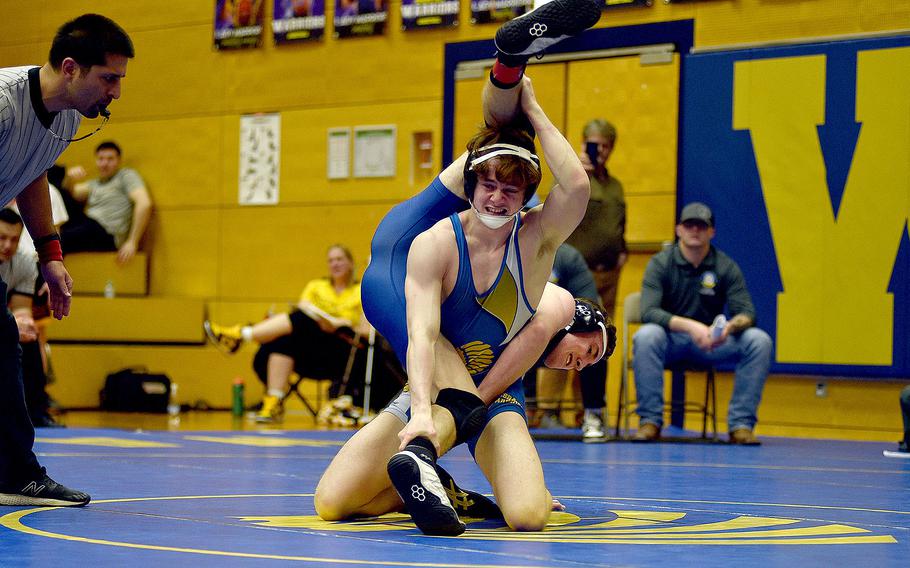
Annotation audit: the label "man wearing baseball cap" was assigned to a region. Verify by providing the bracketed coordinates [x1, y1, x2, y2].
[632, 201, 773, 445]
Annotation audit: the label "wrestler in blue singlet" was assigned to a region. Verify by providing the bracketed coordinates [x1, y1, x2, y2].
[361, 176, 467, 357]
[362, 176, 537, 452]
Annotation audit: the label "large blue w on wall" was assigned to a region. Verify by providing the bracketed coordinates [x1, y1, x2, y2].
[680, 34, 910, 378]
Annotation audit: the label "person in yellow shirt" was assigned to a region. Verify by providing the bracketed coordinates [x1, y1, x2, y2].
[204, 244, 370, 422]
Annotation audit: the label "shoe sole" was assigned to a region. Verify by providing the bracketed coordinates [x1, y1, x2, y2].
[495, 0, 603, 57]
[0, 493, 90, 507]
[254, 415, 282, 423]
[387, 452, 465, 536]
[883, 450, 910, 459]
[582, 431, 606, 442]
[630, 436, 659, 443]
[203, 321, 240, 354]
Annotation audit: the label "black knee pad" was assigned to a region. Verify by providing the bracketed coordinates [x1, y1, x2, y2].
[435, 388, 487, 446]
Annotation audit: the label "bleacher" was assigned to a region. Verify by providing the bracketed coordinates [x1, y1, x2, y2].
[44, 252, 324, 411]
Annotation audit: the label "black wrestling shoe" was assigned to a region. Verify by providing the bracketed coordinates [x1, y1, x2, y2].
[434, 462, 503, 520]
[494, 0, 603, 64]
[0, 473, 90, 507]
[388, 451, 465, 536]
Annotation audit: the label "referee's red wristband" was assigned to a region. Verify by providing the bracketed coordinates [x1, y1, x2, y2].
[36, 235, 63, 264]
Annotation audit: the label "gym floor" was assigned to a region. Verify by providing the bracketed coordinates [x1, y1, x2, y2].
[1, 411, 908, 567]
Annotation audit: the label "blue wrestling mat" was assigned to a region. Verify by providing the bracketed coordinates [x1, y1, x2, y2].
[1, 428, 908, 567]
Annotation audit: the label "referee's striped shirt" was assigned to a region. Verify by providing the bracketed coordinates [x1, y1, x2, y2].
[0, 66, 80, 206]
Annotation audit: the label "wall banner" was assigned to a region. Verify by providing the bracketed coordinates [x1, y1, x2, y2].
[214, 0, 266, 50]
[334, 0, 388, 38]
[680, 34, 910, 377]
[470, 0, 533, 25]
[273, 0, 326, 43]
[401, 0, 459, 31]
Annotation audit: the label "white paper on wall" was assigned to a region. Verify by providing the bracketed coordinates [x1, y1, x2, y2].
[327, 127, 351, 179]
[239, 113, 280, 205]
[354, 125, 396, 178]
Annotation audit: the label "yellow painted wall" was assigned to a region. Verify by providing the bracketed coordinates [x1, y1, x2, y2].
[3, 1, 908, 436]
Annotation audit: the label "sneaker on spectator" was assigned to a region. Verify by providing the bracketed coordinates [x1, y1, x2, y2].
[581, 410, 605, 440]
[203, 321, 244, 354]
[494, 0, 603, 64]
[631, 422, 660, 442]
[729, 427, 761, 446]
[536, 412, 563, 429]
[0, 472, 90, 507]
[255, 394, 283, 423]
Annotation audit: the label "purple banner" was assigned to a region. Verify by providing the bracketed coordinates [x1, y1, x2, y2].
[401, 0, 459, 30]
[334, 0, 388, 38]
[470, 0, 532, 24]
[273, 0, 326, 43]
[214, 0, 266, 50]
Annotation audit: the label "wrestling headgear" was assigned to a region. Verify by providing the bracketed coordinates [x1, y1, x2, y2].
[543, 298, 617, 365]
[463, 143, 541, 205]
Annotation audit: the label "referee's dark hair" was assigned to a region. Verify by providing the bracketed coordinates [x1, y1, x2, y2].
[0, 208, 23, 226]
[49, 14, 134, 70]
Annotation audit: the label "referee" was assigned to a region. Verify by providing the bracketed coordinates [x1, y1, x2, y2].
[0, 14, 133, 507]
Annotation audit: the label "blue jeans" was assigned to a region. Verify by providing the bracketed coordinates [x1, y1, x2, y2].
[632, 323, 773, 431]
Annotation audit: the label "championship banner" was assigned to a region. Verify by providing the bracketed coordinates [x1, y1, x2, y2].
[401, 0, 459, 31]
[605, 0, 650, 8]
[273, 0, 326, 43]
[214, 0, 266, 50]
[334, 0, 388, 38]
[680, 34, 910, 377]
[470, 0, 533, 25]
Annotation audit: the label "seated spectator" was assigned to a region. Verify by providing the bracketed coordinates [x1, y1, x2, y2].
[530, 242, 610, 440]
[7, 179, 71, 412]
[887, 386, 910, 458]
[632, 202, 773, 445]
[47, 163, 88, 226]
[7, 182, 69, 260]
[203, 244, 399, 423]
[59, 141, 152, 265]
[0, 209, 60, 428]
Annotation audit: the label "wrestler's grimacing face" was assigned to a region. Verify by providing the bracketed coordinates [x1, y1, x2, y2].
[474, 172, 525, 217]
[544, 330, 603, 371]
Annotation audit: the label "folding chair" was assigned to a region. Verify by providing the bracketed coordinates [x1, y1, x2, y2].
[285, 375, 331, 417]
[284, 328, 365, 417]
[614, 291, 718, 440]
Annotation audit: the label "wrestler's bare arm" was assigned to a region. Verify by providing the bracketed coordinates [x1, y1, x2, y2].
[438, 152, 469, 200]
[400, 227, 454, 451]
[476, 283, 575, 405]
[521, 77, 590, 248]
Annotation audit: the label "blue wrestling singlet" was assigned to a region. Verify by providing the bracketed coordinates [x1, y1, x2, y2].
[364, 177, 537, 451]
[440, 212, 536, 383]
[361, 176, 468, 363]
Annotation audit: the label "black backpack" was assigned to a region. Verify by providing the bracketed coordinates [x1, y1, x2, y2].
[100, 367, 171, 413]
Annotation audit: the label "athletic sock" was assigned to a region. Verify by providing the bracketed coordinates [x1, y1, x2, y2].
[490, 60, 526, 89]
[405, 436, 437, 465]
[241, 326, 254, 342]
[267, 389, 285, 400]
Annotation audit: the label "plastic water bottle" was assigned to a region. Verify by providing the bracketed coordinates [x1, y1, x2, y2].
[710, 314, 727, 340]
[104, 280, 115, 299]
[232, 377, 245, 417]
[167, 382, 180, 417]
